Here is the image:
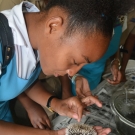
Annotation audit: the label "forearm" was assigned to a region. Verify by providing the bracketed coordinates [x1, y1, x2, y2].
[110, 51, 120, 61]
[25, 80, 52, 108]
[121, 33, 135, 73]
[59, 75, 72, 99]
[0, 120, 56, 135]
[18, 92, 37, 112]
[110, 51, 120, 67]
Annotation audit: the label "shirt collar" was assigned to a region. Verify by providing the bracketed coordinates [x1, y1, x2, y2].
[1, 1, 40, 79]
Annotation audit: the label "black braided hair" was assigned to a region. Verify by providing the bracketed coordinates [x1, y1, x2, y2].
[45, 0, 135, 37]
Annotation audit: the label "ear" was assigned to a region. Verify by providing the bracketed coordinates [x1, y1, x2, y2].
[46, 17, 63, 34]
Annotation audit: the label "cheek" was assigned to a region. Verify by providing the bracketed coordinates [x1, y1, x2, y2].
[57, 57, 73, 71]
[97, 45, 109, 59]
[39, 55, 53, 75]
[89, 44, 109, 62]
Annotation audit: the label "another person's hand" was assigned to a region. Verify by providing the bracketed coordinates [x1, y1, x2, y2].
[75, 76, 101, 105]
[94, 126, 111, 135]
[81, 95, 102, 107]
[75, 76, 92, 98]
[27, 102, 51, 129]
[107, 60, 123, 85]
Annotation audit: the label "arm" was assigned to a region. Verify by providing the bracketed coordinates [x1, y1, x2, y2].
[107, 51, 123, 84]
[25, 80, 102, 122]
[18, 92, 51, 129]
[60, 74, 94, 101]
[25, 80, 82, 120]
[0, 120, 64, 135]
[25, 80, 52, 108]
[59, 75, 73, 99]
[107, 32, 135, 84]
[120, 33, 135, 77]
[4, 81, 108, 135]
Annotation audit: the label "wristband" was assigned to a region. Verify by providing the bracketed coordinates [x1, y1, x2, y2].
[110, 58, 121, 69]
[71, 74, 82, 84]
[46, 96, 57, 112]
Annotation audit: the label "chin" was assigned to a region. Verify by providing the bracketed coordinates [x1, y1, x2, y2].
[42, 69, 51, 76]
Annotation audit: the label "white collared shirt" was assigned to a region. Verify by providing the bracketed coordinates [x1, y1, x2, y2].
[1, 1, 40, 79]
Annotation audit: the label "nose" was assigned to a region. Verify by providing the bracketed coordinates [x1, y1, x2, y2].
[66, 64, 85, 76]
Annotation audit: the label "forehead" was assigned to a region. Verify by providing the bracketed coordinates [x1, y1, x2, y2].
[63, 32, 110, 62]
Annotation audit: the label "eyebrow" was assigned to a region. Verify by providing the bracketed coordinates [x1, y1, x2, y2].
[82, 55, 91, 63]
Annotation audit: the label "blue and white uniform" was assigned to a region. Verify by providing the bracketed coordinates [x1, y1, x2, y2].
[0, 2, 41, 122]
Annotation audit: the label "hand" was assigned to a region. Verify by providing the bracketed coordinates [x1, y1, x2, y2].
[94, 126, 111, 135]
[27, 102, 51, 129]
[75, 76, 102, 106]
[52, 96, 102, 122]
[75, 76, 92, 98]
[56, 128, 66, 135]
[107, 61, 123, 85]
[81, 95, 102, 107]
[52, 96, 84, 122]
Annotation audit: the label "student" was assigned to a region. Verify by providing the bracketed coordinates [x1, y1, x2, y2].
[60, 1, 135, 99]
[0, 0, 133, 134]
[107, 10, 135, 84]
[0, 0, 55, 130]
[71, 25, 122, 97]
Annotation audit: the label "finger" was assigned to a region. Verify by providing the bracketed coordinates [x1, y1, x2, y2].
[99, 128, 111, 135]
[93, 126, 103, 130]
[81, 96, 102, 107]
[41, 120, 51, 129]
[76, 105, 84, 122]
[94, 127, 111, 135]
[45, 119, 52, 129]
[36, 120, 50, 129]
[31, 122, 39, 129]
[38, 123, 46, 129]
[42, 116, 52, 129]
[107, 79, 119, 85]
[72, 99, 84, 122]
[63, 105, 79, 121]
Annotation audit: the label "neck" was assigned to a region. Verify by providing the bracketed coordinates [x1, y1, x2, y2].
[24, 12, 46, 50]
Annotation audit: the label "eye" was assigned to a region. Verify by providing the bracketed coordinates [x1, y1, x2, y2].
[73, 59, 79, 66]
